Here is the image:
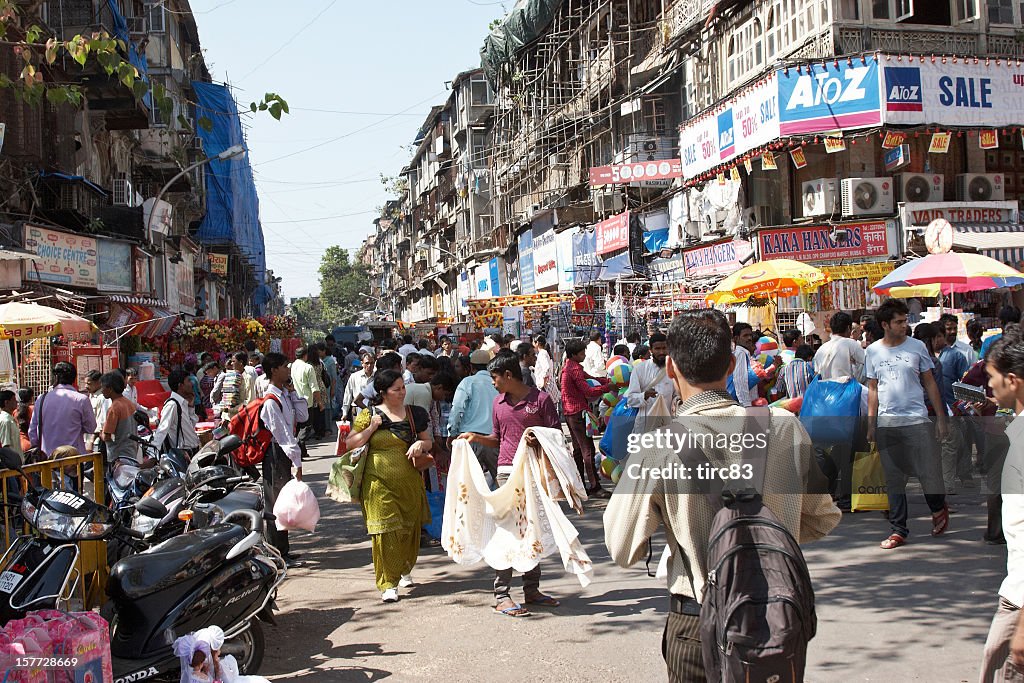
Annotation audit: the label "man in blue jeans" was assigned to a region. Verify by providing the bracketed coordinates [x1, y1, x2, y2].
[866, 298, 950, 549]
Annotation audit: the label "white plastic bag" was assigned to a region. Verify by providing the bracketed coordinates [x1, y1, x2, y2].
[273, 479, 320, 532]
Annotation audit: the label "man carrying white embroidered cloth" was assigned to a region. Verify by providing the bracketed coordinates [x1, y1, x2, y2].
[625, 332, 675, 430]
[446, 354, 593, 617]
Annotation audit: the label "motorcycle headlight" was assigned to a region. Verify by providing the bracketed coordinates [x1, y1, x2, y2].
[20, 497, 37, 523]
[131, 511, 159, 536]
[33, 505, 112, 541]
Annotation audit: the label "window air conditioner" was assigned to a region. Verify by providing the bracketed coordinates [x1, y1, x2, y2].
[593, 192, 624, 215]
[801, 178, 837, 217]
[897, 173, 944, 202]
[956, 173, 1005, 201]
[841, 177, 894, 217]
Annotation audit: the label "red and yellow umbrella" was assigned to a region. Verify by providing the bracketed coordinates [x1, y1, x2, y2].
[0, 302, 96, 341]
[706, 259, 828, 305]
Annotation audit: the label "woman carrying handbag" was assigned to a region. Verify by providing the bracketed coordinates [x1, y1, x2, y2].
[345, 369, 434, 603]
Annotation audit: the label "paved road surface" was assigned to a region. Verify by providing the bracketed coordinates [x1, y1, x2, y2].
[261, 437, 1005, 682]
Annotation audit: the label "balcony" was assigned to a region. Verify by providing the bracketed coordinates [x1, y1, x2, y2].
[834, 25, 1024, 58]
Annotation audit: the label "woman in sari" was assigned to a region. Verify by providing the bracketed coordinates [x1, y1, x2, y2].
[345, 369, 433, 602]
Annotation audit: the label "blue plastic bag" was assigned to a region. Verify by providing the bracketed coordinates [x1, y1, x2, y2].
[799, 377, 862, 445]
[423, 467, 444, 540]
[600, 395, 640, 461]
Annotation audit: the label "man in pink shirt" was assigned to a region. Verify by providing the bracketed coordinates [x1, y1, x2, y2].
[458, 350, 561, 617]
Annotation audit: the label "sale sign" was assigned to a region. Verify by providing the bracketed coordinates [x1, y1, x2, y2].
[980, 129, 999, 149]
[929, 132, 951, 153]
[595, 211, 630, 255]
[762, 151, 777, 170]
[824, 136, 847, 153]
[882, 131, 906, 149]
[589, 160, 683, 186]
[790, 147, 808, 169]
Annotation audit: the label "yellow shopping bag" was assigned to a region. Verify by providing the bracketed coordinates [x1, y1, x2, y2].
[851, 444, 889, 512]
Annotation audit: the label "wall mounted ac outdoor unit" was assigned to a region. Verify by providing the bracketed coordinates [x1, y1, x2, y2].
[801, 178, 837, 217]
[113, 176, 133, 207]
[897, 173, 944, 203]
[956, 173, 1005, 201]
[745, 205, 773, 228]
[841, 177, 894, 217]
[593, 192, 624, 215]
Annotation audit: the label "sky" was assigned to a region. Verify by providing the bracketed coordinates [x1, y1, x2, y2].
[193, 0, 507, 299]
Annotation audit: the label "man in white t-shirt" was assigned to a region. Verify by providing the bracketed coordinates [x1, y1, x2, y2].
[814, 311, 866, 382]
[397, 334, 419, 359]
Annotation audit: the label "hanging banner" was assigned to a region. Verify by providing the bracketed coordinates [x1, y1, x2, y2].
[595, 211, 630, 255]
[532, 227, 559, 291]
[790, 147, 808, 169]
[758, 221, 893, 262]
[96, 238, 132, 293]
[929, 132, 952, 153]
[208, 253, 228, 276]
[23, 224, 97, 288]
[517, 229, 535, 295]
[176, 249, 196, 314]
[488, 257, 503, 297]
[682, 239, 754, 279]
[589, 159, 683, 186]
[572, 229, 600, 286]
[778, 58, 882, 135]
[133, 247, 150, 293]
[678, 73, 779, 179]
[882, 56, 1024, 126]
[884, 144, 911, 171]
[882, 131, 906, 149]
[762, 151, 777, 170]
[980, 129, 1000, 149]
[824, 136, 847, 153]
[730, 166, 742, 182]
[473, 264, 490, 298]
[743, 158, 753, 173]
[556, 226, 576, 291]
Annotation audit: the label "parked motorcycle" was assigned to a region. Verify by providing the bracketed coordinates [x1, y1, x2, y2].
[0, 447, 285, 681]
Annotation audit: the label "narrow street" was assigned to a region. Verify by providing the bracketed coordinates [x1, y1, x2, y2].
[263, 436, 1006, 682]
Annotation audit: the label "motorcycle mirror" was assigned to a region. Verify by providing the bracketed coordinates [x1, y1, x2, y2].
[0, 448, 24, 475]
[133, 409, 150, 427]
[217, 435, 243, 456]
[135, 496, 168, 519]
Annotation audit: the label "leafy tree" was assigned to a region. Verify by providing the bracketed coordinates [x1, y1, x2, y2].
[319, 246, 371, 325]
[290, 296, 328, 335]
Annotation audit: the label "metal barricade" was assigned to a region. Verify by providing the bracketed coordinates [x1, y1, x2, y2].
[0, 452, 108, 609]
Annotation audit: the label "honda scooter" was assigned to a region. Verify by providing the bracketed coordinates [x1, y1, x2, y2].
[0, 448, 285, 682]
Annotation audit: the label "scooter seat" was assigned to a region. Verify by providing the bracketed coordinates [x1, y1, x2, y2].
[113, 465, 140, 489]
[107, 523, 247, 601]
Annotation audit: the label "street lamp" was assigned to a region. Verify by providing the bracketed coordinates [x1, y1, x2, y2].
[146, 144, 246, 245]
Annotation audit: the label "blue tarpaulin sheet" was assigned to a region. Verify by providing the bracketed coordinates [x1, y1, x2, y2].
[106, 0, 151, 108]
[191, 81, 270, 312]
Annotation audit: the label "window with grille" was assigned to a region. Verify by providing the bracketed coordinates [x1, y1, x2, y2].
[147, 1, 164, 31]
[470, 78, 491, 106]
[988, 0, 1013, 22]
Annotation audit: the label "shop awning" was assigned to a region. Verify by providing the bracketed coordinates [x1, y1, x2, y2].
[951, 224, 1024, 268]
[106, 295, 168, 307]
[104, 298, 178, 338]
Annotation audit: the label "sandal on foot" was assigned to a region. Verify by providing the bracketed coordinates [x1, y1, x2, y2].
[880, 534, 906, 549]
[932, 504, 950, 536]
[494, 601, 530, 617]
[524, 593, 560, 607]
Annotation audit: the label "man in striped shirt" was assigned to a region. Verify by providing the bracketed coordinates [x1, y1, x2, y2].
[776, 344, 816, 400]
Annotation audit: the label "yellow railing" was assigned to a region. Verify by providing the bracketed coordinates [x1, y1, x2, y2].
[0, 452, 108, 610]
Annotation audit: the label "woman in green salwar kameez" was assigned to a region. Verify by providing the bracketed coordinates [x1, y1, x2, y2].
[346, 369, 432, 602]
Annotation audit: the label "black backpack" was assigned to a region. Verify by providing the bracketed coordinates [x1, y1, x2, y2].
[688, 407, 817, 682]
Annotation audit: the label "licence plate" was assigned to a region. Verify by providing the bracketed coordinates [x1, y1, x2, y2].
[0, 570, 23, 594]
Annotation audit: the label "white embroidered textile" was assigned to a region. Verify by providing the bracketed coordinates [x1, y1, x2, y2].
[442, 426, 594, 586]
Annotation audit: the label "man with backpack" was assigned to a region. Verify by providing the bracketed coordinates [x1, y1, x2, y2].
[151, 370, 200, 456]
[604, 310, 840, 682]
[255, 352, 308, 568]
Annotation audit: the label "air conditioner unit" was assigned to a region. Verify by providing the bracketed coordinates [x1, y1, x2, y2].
[593, 192, 624, 215]
[801, 178, 837, 217]
[897, 173, 944, 202]
[841, 177, 894, 217]
[745, 205, 773, 228]
[702, 211, 728, 239]
[626, 134, 673, 162]
[113, 176, 133, 207]
[956, 173, 1005, 201]
[526, 203, 542, 219]
[549, 153, 567, 167]
[190, 136, 204, 151]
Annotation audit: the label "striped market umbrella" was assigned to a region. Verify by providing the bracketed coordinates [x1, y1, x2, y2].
[872, 252, 1024, 296]
[706, 259, 828, 305]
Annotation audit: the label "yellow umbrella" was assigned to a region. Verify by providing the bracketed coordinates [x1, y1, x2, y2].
[0, 302, 96, 341]
[706, 259, 828, 305]
[884, 284, 942, 298]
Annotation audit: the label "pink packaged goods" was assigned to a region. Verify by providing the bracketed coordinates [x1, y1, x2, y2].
[0, 611, 112, 683]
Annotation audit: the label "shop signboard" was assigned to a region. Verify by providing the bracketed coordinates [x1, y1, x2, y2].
[758, 221, 892, 262]
[589, 159, 683, 185]
[97, 238, 132, 292]
[23, 224, 97, 288]
[208, 253, 228, 276]
[572, 229, 599, 286]
[900, 201, 1018, 227]
[678, 73, 779, 179]
[649, 252, 685, 280]
[473, 264, 490, 298]
[177, 249, 195, 314]
[598, 251, 633, 281]
[488, 257, 502, 297]
[596, 211, 630, 255]
[882, 57, 1024, 127]
[517, 229, 535, 295]
[457, 271, 471, 313]
[532, 227, 559, 290]
[682, 239, 754, 279]
[778, 58, 882, 135]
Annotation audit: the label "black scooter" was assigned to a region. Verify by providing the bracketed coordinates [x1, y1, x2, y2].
[0, 448, 285, 682]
